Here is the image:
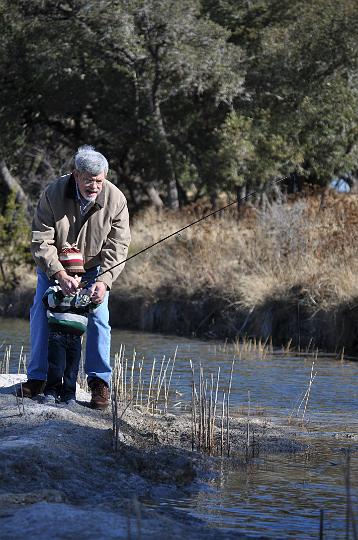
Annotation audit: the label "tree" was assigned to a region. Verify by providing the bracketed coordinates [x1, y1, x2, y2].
[0, 0, 245, 207]
[0, 191, 31, 289]
[204, 0, 358, 190]
[1, 0, 357, 208]
[79, 0, 243, 207]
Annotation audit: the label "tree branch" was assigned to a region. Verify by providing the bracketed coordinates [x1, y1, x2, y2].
[0, 160, 32, 218]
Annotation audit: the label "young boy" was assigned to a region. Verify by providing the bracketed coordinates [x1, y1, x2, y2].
[43, 244, 98, 405]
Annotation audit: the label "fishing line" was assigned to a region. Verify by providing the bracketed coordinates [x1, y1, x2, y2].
[85, 174, 290, 287]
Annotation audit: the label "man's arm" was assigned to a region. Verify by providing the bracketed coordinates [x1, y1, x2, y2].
[95, 195, 131, 291]
[31, 190, 64, 278]
[31, 190, 78, 295]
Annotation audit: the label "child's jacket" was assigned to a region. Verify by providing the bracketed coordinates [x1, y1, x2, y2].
[42, 285, 98, 335]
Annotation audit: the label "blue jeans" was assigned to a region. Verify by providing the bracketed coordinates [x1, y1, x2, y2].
[28, 267, 112, 385]
[45, 330, 82, 400]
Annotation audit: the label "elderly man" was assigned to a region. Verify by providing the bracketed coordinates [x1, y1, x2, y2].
[19, 145, 131, 409]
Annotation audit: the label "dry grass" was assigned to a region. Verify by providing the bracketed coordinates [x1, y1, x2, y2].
[117, 190, 358, 312]
[121, 206, 240, 297]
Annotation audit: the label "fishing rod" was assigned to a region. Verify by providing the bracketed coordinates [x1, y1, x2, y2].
[84, 173, 290, 287]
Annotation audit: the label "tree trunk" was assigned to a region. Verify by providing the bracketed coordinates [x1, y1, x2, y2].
[0, 160, 32, 218]
[271, 180, 284, 204]
[176, 178, 189, 207]
[153, 101, 179, 210]
[237, 183, 247, 204]
[210, 192, 218, 210]
[146, 183, 164, 208]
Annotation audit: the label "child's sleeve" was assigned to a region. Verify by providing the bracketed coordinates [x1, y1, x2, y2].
[42, 285, 64, 308]
[42, 287, 51, 307]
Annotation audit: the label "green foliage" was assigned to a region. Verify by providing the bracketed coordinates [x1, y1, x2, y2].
[218, 110, 303, 189]
[0, 191, 31, 289]
[297, 78, 358, 181]
[203, 0, 358, 188]
[84, 0, 243, 204]
[0, 0, 357, 205]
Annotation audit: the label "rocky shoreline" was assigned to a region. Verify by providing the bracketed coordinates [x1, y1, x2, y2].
[0, 374, 316, 540]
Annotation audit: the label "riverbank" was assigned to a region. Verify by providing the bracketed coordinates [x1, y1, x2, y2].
[0, 374, 310, 540]
[2, 190, 358, 356]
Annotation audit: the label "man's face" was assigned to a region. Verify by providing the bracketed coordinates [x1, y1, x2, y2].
[74, 170, 106, 201]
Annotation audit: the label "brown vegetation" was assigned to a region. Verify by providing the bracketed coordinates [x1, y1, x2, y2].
[111, 189, 358, 353]
[121, 189, 358, 308]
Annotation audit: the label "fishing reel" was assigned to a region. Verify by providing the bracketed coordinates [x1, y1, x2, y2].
[75, 290, 91, 308]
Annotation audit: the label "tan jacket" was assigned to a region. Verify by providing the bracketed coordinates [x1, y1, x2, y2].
[31, 174, 131, 289]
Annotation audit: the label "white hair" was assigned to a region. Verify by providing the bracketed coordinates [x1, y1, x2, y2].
[74, 145, 109, 175]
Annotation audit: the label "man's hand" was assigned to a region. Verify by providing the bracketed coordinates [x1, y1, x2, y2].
[89, 281, 107, 304]
[54, 270, 79, 296]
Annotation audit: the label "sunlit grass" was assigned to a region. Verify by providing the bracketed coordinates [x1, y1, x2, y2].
[118, 191, 358, 313]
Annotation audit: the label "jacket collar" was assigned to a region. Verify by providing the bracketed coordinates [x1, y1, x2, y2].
[66, 173, 77, 199]
[66, 173, 105, 209]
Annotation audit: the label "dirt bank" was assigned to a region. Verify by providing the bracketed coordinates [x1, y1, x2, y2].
[0, 374, 312, 540]
[109, 288, 358, 356]
[2, 282, 358, 358]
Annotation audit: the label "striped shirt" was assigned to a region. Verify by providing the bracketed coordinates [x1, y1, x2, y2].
[42, 285, 98, 335]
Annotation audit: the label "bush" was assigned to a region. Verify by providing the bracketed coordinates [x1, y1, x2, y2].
[0, 191, 32, 289]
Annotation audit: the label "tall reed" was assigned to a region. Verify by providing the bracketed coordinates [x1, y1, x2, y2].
[246, 390, 251, 462]
[111, 346, 123, 451]
[288, 356, 317, 424]
[111, 345, 178, 415]
[0, 345, 11, 373]
[190, 359, 234, 457]
[233, 336, 272, 359]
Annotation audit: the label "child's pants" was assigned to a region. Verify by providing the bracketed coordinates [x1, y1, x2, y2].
[44, 330, 82, 401]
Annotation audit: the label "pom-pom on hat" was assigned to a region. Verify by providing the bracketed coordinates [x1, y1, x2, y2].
[58, 243, 85, 275]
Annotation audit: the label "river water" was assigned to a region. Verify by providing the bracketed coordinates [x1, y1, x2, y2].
[1, 317, 357, 539]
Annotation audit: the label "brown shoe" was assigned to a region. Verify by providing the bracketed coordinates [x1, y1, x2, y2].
[16, 379, 45, 398]
[89, 378, 110, 410]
